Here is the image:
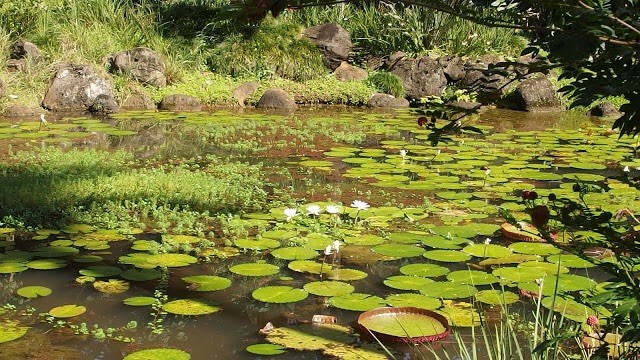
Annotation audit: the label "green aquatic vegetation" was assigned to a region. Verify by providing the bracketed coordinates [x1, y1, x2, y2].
[385, 293, 442, 310]
[419, 282, 477, 299]
[230, 262, 280, 276]
[0, 321, 29, 344]
[251, 286, 308, 304]
[48, 305, 86, 318]
[329, 293, 386, 311]
[16, 286, 52, 299]
[246, 343, 286, 356]
[303, 281, 354, 297]
[162, 299, 220, 316]
[123, 348, 191, 360]
[446, 270, 499, 285]
[93, 279, 130, 294]
[123, 297, 157, 307]
[181, 275, 231, 292]
[399, 263, 450, 277]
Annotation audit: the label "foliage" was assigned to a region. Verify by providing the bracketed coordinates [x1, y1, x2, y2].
[367, 71, 405, 98]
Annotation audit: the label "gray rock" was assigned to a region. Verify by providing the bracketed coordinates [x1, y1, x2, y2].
[512, 77, 563, 111]
[42, 63, 116, 112]
[369, 93, 410, 108]
[448, 100, 483, 112]
[587, 102, 621, 117]
[107, 47, 167, 87]
[389, 55, 448, 100]
[158, 94, 202, 111]
[232, 81, 260, 106]
[333, 62, 368, 81]
[256, 89, 297, 111]
[121, 94, 156, 110]
[460, 61, 509, 103]
[438, 56, 465, 83]
[9, 40, 41, 69]
[304, 23, 352, 71]
[2, 105, 42, 117]
[88, 94, 119, 115]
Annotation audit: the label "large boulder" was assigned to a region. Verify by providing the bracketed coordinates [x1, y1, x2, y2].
[107, 47, 167, 87]
[256, 89, 297, 111]
[369, 93, 409, 108]
[158, 94, 202, 111]
[42, 63, 116, 112]
[232, 81, 260, 106]
[459, 61, 509, 103]
[88, 94, 119, 115]
[389, 56, 448, 100]
[587, 102, 621, 117]
[7, 40, 42, 71]
[333, 62, 368, 81]
[438, 56, 465, 83]
[304, 23, 352, 71]
[120, 94, 156, 111]
[511, 77, 562, 111]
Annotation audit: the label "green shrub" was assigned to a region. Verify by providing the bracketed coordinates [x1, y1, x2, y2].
[366, 71, 405, 98]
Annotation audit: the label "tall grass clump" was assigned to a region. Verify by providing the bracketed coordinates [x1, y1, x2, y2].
[366, 71, 405, 98]
[289, 2, 527, 59]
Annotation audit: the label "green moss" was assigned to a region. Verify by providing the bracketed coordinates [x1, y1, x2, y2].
[366, 71, 405, 98]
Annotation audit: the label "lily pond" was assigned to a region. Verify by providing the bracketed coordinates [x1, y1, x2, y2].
[0, 108, 638, 359]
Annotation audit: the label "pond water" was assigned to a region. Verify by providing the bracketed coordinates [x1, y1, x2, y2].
[0, 107, 637, 359]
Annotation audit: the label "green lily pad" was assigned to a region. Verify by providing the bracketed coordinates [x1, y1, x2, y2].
[475, 290, 519, 305]
[31, 246, 79, 258]
[16, 286, 52, 298]
[162, 234, 202, 244]
[79, 265, 122, 277]
[0, 262, 28, 274]
[358, 309, 448, 338]
[385, 293, 442, 310]
[399, 263, 450, 278]
[163, 299, 220, 315]
[72, 255, 103, 263]
[447, 270, 499, 285]
[372, 244, 425, 258]
[546, 254, 595, 268]
[423, 250, 471, 263]
[478, 254, 542, 265]
[518, 261, 570, 275]
[123, 348, 191, 360]
[121, 269, 161, 281]
[384, 275, 434, 290]
[146, 253, 198, 267]
[93, 279, 130, 294]
[437, 301, 482, 327]
[234, 238, 281, 250]
[420, 236, 462, 250]
[265, 323, 351, 351]
[419, 282, 476, 299]
[0, 321, 29, 344]
[541, 296, 598, 322]
[344, 234, 385, 246]
[49, 304, 86, 318]
[246, 343, 286, 356]
[303, 281, 355, 297]
[123, 296, 157, 306]
[463, 243, 513, 258]
[252, 286, 308, 303]
[492, 267, 545, 283]
[509, 242, 562, 256]
[26, 258, 68, 270]
[329, 293, 386, 311]
[288, 260, 327, 274]
[271, 247, 318, 260]
[326, 268, 368, 281]
[230, 263, 279, 276]
[181, 275, 231, 291]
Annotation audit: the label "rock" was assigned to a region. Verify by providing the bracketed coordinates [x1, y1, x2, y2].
[9, 40, 42, 70]
[587, 102, 621, 117]
[42, 63, 116, 112]
[460, 61, 509, 103]
[448, 100, 484, 112]
[232, 81, 260, 106]
[88, 94, 119, 115]
[120, 94, 156, 111]
[304, 23, 352, 71]
[333, 62, 368, 81]
[158, 94, 202, 111]
[2, 105, 42, 117]
[256, 89, 297, 111]
[512, 77, 563, 111]
[389, 56, 448, 100]
[438, 56, 465, 83]
[107, 47, 167, 87]
[369, 93, 410, 108]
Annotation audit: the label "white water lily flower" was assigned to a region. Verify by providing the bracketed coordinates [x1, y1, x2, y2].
[623, 165, 630, 172]
[324, 245, 333, 256]
[325, 205, 341, 214]
[351, 200, 370, 211]
[284, 208, 297, 221]
[535, 278, 544, 286]
[332, 240, 341, 253]
[484, 238, 492, 244]
[400, 149, 407, 160]
[485, 168, 491, 176]
[436, 149, 441, 155]
[306, 204, 321, 216]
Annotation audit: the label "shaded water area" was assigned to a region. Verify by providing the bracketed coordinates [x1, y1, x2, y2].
[0, 107, 638, 359]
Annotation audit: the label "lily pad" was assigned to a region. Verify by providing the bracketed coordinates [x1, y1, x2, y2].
[385, 293, 442, 310]
[49, 304, 86, 318]
[419, 282, 476, 299]
[230, 263, 279, 276]
[0, 262, 28, 274]
[372, 244, 425, 258]
[423, 250, 471, 263]
[252, 286, 308, 303]
[325, 268, 368, 281]
[246, 343, 286, 356]
[288, 260, 327, 274]
[93, 279, 130, 294]
[541, 296, 598, 322]
[163, 299, 220, 315]
[25, 258, 68, 270]
[303, 281, 355, 297]
[344, 234, 385, 246]
[509, 242, 561, 256]
[384, 275, 434, 290]
[447, 270, 499, 285]
[123, 348, 191, 360]
[123, 296, 157, 306]
[234, 238, 281, 250]
[399, 263, 450, 278]
[357, 307, 449, 341]
[0, 321, 29, 344]
[270, 247, 318, 260]
[182, 275, 231, 292]
[16, 286, 52, 298]
[329, 293, 386, 311]
[475, 290, 519, 305]
[79, 265, 122, 278]
[546, 254, 595, 268]
[146, 253, 198, 267]
[463, 243, 513, 258]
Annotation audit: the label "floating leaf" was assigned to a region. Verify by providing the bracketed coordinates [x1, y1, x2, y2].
[288, 260, 327, 274]
[372, 244, 425, 258]
[399, 263, 450, 278]
[0, 262, 28, 274]
[518, 261, 569, 275]
[123, 348, 191, 360]
[146, 253, 198, 267]
[234, 238, 280, 250]
[163, 299, 220, 315]
[16, 286, 52, 298]
[123, 296, 157, 306]
[344, 234, 385, 246]
[546, 254, 595, 268]
[385, 293, 441, 310]
[475, 290, 519, 305]
[463, 244, 513, 258]
[230, 263, 279, 276]
[252, 286, 308, 303]
[79, 265, 122, 277]
[326, 268, 367, 281]
[447, 270, 499, 285]
[271, 247, 317, 260]
[541, 296, 598, 322]
[329, 293, 386, 311]
[93, 279, 130, 294]
[437, 300, 481, 327]
[384, 275, 434, 290]
[0, 321, 29, 344]
[31, 246, 79, 258]
[304, 281, 355, 297]
[49, 304, 86, 318]
[420, 236, 461, 250]
[246, 343, 286, 356]
[509, 242, 561, 256]
[419, 282, 476, 299]
[423, 250, 471, 263]
[27, 258, 68, 270]
[182, 275, 231, 292]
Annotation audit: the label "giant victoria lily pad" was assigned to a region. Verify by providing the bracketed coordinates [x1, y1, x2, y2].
[357, 307, 450, 343]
